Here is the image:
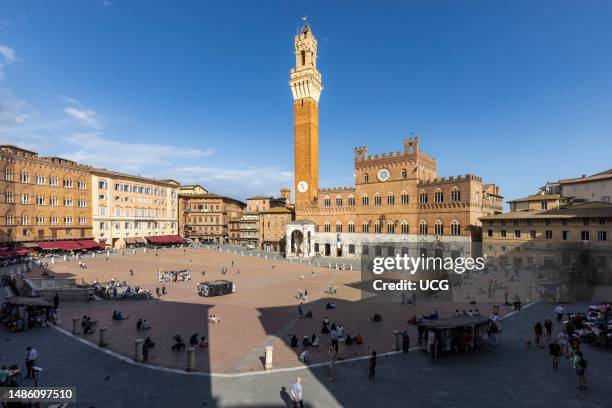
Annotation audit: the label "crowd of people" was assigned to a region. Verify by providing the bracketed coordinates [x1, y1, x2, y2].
[158, 269, 192, 283]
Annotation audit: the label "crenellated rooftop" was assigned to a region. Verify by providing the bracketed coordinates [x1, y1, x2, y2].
[418, 174, 482, 186]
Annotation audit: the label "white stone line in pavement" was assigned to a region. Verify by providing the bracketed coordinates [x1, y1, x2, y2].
[51, 303, 533, 378]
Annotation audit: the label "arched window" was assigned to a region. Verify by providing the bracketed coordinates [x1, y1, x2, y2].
[401, 169, 407, 179]
[348, 221, 355, 233]
[364, 173, 369, 183]
[401, 192, 409, 205]
[362, 194, 369, 206]
[348, 195, 355, 206]
[335, 195, 343, 206]
[315, 223, 319, 232]
[323, 195, 331, 207]
[401, 221, 409, 234]
[434, 220, 444, 235]
[374, 193, 382, 206]
[301, 50, 306, 66]
[374, 221, 382, 234]
[335, 221, 342, 233]
[451, 188, 461, 202]
[434, 190, 444, 203]
[362, 221, 369, 233]
[387, 192, 394, 205]
[348, 244, 355, 254]
[451, 221, 461, 236]
[387, 221, 395, 234]
[324, 221, 331, 233]
[419, 220, 428, 235]
[419, 191, 428, 204]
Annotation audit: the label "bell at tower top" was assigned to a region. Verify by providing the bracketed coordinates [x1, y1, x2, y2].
[289, 23, 323, 102]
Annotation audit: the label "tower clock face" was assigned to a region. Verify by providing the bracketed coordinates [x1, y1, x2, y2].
[377, 168, 391, 182]
[297, 180, 309, 193]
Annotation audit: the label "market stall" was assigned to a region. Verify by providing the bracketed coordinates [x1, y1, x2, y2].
[564, 303, 611, 347]
[418, 315, 492, 358]
[0, 296, 53, 331]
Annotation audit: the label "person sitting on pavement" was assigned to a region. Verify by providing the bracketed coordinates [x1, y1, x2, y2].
[142, 319, 151, 330]
[199, 336, 209, 348]
[311, 334, 320, 347]
[371, 312, 382, 322]
[136, 318, 144, 330]
[172, 335, 186, 351]
[190, 333, 199, 347]
[305, 310, 313, 319]
[355, 334, 363, 344]
[302, 336, 311, 349]
[290, 334, 298, 348]
[144, 337, 155, 349]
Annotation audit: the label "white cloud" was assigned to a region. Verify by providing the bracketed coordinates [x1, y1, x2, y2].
[64, 106, 102, 129]
[61, 132, 215, 173]
[0, 88, 31, 125]
[0, 44, 17, 81]
[0, 44, 16, 64]
[169, 165, 293, 199]
[58, 96, 81, 105]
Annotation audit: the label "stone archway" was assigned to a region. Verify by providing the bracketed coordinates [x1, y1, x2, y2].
[291, 230, 305, 256]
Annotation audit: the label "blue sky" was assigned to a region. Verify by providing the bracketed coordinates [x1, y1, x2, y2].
[0, 1, 611, 201]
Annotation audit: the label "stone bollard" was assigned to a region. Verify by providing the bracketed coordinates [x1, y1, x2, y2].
[186, 347, 196, 372]
[63, 255, 67, 261]
[328, 262, 331, 268]
[76, 253, 80, 260]
[92, 252, 96, 258]
[51, 257, 55, 264]
[337, 338, 346, 359]
[335, 263, 339, 270]
[134, 339, 144, 362]
[72, 317, 80, 334]
[55, 308, 62, 325]
[106, 250, 110, 257]
[392, 330, 400, 351]
[317, 261, 320, 267]
[121, 250, 124, 256]
[265, 345, 273, 371]
[144, 248, 147, 253]
[132, 249, 136, 255]
[350, 264, 353, 271]
[99, 327, 109, 347]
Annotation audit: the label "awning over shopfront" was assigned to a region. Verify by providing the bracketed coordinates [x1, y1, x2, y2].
[76, 240, 103, 249]
[0, 249, 31, 258]
[34, 240, 101, 251]
[145, 235, 186, 245]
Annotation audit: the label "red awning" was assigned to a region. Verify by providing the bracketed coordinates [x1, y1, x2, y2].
[35, 240, 82, 251]
[77, 240, 102, 249]
[0, 249, 29, 258]
[146, 235, 186, 244]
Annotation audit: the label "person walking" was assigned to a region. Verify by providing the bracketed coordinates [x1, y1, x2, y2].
[557, 331, 569, 358]
[25, 346, 38, 379]
[549, 340, 561, 370]
[572, 350, 588, 390]
[554, 304, 565, 323]
[402, 331, 410, 353]
[290, 376, 304, 408]
[368, 351, 377, 380]
[544, 319, 553, 343]
[53, 293, 60, 310]
[534, 322, 544, 348]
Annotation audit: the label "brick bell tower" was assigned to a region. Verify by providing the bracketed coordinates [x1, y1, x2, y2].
[290, 24, 322, 208]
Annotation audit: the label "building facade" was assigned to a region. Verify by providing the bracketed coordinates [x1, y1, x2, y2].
[178, 185, 244, 243]
[238, 194, 292, 248]
[90, 169, 179, 248]
[0, 145, 93, 246]
[559, 170, 612, 204]
[284, 25, 503, 259]
[259, 206, 293, 253]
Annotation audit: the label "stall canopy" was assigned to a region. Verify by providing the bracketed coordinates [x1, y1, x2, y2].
[419, 316, 491, 330]
[145, 235, 186, 245]
[123, 237, 146, 245]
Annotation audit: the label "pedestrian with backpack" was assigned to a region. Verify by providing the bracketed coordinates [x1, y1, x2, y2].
[573, 350, 587, 390]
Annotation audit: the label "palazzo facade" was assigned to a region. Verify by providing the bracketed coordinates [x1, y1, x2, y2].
[285, 25, 503, 259]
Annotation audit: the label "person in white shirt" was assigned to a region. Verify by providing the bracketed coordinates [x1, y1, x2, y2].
[291, 377, 304, 408]
[554, 305, 565, 323]
[25, 346, 38, 378]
